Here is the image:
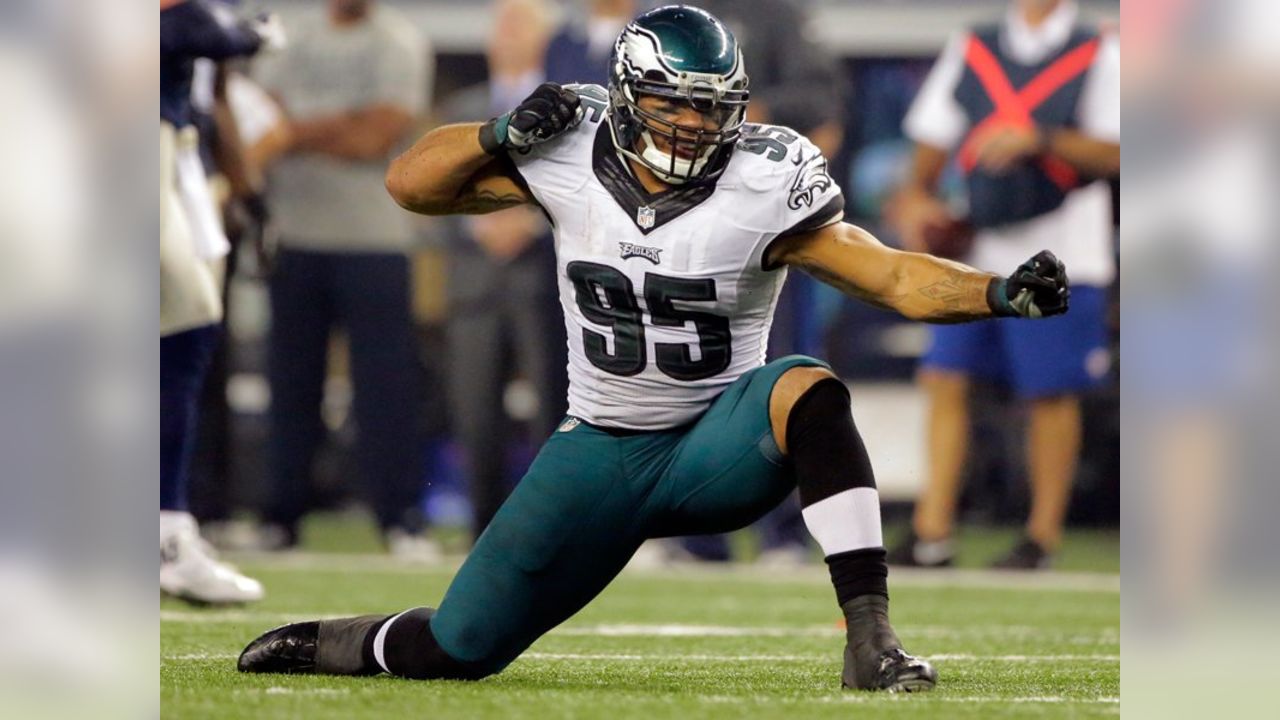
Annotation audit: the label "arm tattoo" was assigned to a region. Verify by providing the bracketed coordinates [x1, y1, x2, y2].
[911, 270, 992, 321]
[916, 277, 972, 310]
[798, 255, 991, 322]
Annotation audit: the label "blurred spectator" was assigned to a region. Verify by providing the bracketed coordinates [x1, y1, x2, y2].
[160, 0, 278, 603]
[886, 0, 1119, 569]
[544, 0, 634, 87]
[253, 0, 437, 560]
[440, 0, 568, 542]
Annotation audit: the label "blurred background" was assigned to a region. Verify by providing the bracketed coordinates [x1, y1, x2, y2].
[16, 0, 1280, 716]
[169, 0, 1122, 569]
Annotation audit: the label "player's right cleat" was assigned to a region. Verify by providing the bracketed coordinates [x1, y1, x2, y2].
[841, 594, 938, 692]
[238, 613, 400, 676]
[237, 622, 319, 674]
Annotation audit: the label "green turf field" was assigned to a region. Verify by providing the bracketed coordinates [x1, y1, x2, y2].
[161, 525, 1119, 719]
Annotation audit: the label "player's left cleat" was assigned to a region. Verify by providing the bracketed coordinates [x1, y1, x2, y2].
[841, 594, 938, 692]
[845, 647, 938, 693]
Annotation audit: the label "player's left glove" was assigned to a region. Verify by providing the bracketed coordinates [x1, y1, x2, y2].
[986, 250, 1070, 318]
[479, 83, 584, 155]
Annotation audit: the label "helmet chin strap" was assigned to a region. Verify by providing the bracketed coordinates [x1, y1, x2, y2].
[632, 128, 713, 185]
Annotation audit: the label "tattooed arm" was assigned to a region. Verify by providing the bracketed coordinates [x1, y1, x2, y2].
[385, 123, 531, 216]
[767, 221, 1001, 323]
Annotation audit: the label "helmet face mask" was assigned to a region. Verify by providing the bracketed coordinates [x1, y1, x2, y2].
[608, 6, 749, 185]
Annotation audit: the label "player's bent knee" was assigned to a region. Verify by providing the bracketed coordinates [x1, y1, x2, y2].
[770, 366, 843, 455]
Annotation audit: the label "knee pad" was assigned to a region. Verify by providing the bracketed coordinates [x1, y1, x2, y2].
[786, 378, 876, 506]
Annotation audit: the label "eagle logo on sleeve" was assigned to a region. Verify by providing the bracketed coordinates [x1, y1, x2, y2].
[786, 153, 834, 211]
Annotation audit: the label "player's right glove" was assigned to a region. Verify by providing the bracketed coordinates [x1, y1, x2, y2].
[479, 82, 584, 155]
[986, 250, 1070, 318]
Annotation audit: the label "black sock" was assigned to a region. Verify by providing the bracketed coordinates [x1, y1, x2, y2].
[826, 548, 889, 605]
[786, 378, 889, 604]
[359, 607, 486, 680]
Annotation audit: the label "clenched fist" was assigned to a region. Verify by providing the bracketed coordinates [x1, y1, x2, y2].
[479, 83, 584, 155]
[987, 250, 1070, 318]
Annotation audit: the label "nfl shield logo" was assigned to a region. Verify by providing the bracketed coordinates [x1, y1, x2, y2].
[636, 205, 656, 229]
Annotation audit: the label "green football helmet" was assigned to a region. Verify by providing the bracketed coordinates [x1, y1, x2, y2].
[607, 5, 750, 184]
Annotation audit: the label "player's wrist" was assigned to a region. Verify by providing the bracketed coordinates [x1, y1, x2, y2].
[478, 114, 512, 156]
[985, 276, 1018, 317]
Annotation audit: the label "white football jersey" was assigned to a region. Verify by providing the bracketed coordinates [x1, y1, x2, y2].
[510, 85, 844, 430]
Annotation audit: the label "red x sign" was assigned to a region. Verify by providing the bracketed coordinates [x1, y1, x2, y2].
[957, 34, 1101, 190]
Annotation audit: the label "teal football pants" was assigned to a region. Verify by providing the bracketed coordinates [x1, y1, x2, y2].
[430, 355, 828, 674]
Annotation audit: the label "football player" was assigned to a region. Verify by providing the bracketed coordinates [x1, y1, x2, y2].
[239, 5, 1067, 691]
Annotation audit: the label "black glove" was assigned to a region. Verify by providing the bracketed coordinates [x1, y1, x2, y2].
[987, 250, 1070, 318]
[479, 83, 584, 155]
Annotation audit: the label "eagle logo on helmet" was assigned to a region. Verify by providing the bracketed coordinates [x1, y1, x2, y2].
[606, 5, 750, 185]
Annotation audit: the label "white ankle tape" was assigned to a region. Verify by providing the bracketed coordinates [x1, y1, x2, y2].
[801, 487, 884, 556]
[372, 608, 417, 674]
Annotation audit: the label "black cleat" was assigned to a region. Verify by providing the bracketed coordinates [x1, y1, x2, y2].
[238, 613, 402, 676]
[238, 621, 319, 674]
[845, 646, 938, 693]
[841, 594, 938, 692]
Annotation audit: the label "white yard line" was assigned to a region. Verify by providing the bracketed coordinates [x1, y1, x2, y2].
[166, 651, 1116, 663]
[161, 610, 358, 624]
[821, 694, 1119, 705]
[527, 652, 1118, 663]
[166, 652, 238, 660]
[225, 551, 1119, 593]
[172, 654, 1119, 705]
[554, 623, 840, 637]
[235, 687, 349, 696]
[161, 613, 1116, 645]
[160, 613, 1115, 642]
